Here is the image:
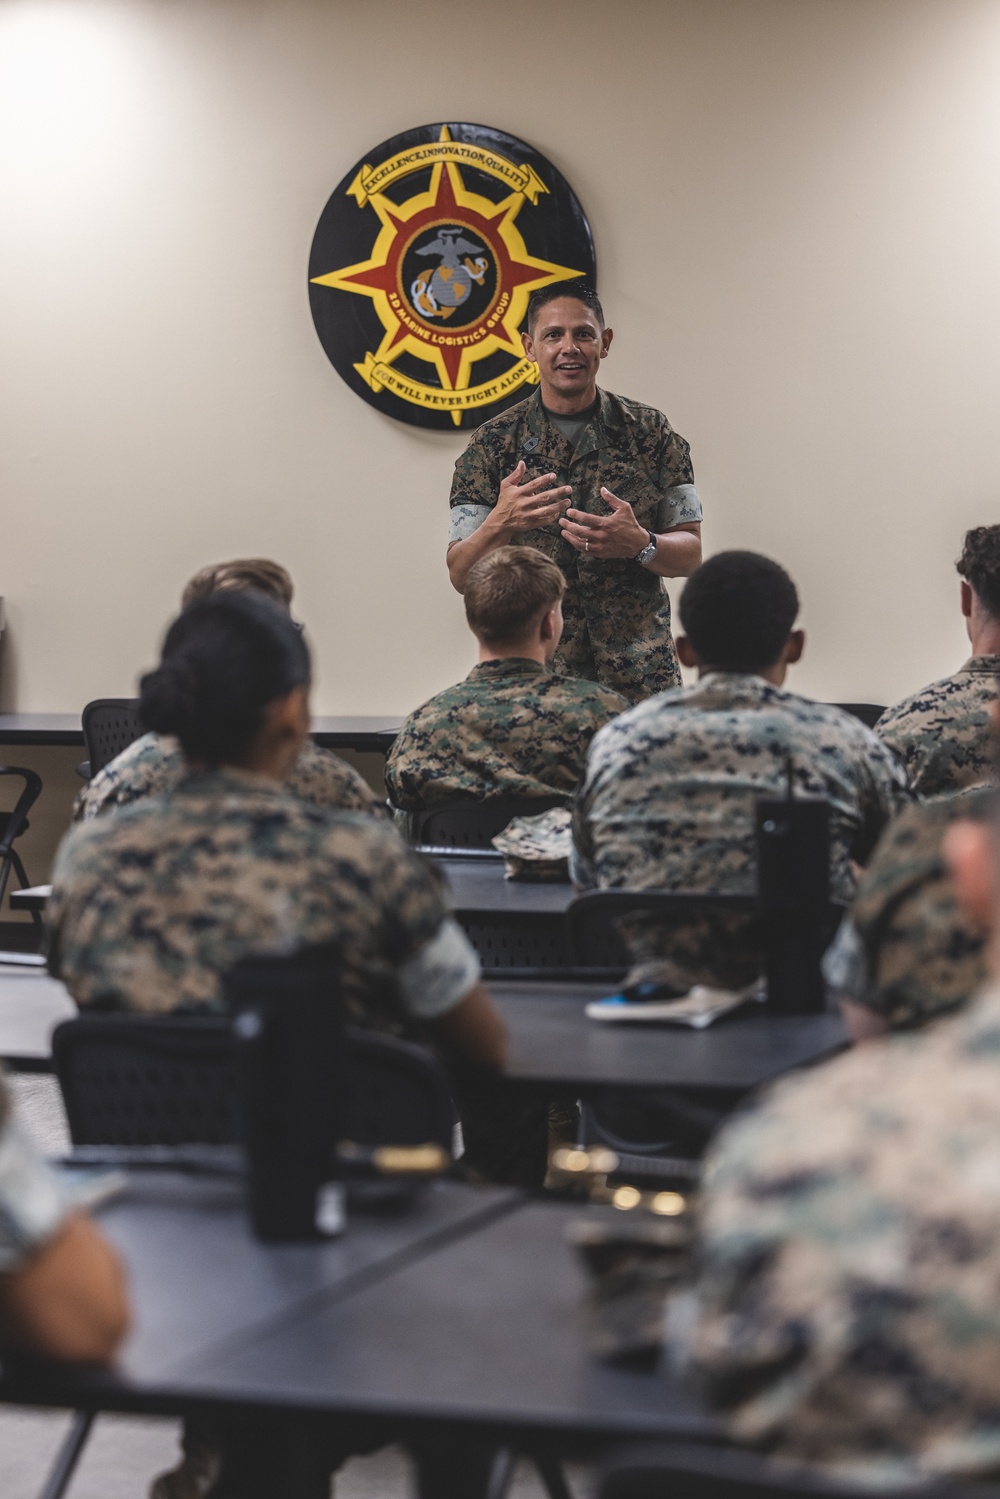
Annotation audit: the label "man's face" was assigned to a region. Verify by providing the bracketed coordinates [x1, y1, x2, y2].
[522, 298, 612, 406]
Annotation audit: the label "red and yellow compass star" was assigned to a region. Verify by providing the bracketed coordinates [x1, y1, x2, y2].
[311, 128, 586, 414]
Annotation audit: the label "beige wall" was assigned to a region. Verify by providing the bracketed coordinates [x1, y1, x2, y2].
[1, 0, 999, 735]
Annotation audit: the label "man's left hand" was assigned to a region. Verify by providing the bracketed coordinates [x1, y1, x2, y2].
[558, 487, 649, 559]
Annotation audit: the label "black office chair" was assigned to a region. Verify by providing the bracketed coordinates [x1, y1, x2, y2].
[52, 1014, 454, 1151]
[598, 1442, 992, 1499]
[81, 697, 143, 779]
[416, 794, 568, 849]
[829, 702, 886, 729]
[0, 766, 43, 937]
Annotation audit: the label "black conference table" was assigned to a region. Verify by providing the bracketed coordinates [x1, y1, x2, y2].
[0, 1176, 717, 1495]
[0, 713, 401, 753]
[490, 981, 848, 1095]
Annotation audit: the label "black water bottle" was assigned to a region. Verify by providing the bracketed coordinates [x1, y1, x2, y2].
[225, 943, 344, 1242]
[755, 760, 830, 1014]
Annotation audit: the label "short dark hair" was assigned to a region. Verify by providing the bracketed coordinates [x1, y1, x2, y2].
[956, 526, 1000, 619]
[140, 591, 310, 767]
[464, 547, 565, 645]
[679, 551, 800, 671]
[526, 280, 604, 333]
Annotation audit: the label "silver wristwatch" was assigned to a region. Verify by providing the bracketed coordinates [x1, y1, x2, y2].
[633, 531, 657, 566]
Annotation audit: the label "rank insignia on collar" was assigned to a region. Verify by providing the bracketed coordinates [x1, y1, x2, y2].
[523, 436, 539, 452]
[309, 123, 596, 431]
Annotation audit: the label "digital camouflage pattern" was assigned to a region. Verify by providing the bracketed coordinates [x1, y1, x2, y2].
[876, 655, 1000, 797]
[572, 674, 911, 992]
[73, 732, 388, 822]
[826, 787, 993, 1030]
[48, 768, 456, 1034]
[691, 979, 1000, 1481]
[384, 657, 628, 813]
[448, 388, 701, 704]
[491, 806, 572, 882]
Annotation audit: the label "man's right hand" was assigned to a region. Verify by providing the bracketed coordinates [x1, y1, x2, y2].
[446, 461, 572, 593]
[491, 460, 572, 538]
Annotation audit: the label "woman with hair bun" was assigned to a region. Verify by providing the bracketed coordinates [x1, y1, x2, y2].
[47, 591, 506, 1061]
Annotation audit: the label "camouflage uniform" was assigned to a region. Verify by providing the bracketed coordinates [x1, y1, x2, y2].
[73, 733, 387, 822]
[823, 787, 993, 1030]
[47, 768, 479, 1036]
[0, 1070, 69, 1271]
[449, 388, 702, 704]
[875, 655, 1000, 797]
[384, 659, 628, 817]
[690, 978, 1000, 1481]
[572, 674, 911, 992]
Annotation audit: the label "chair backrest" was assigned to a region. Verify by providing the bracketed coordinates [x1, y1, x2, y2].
[416, 795, 568, 850]
[598, 1442, 992, 1499]
[829, 702, 886, 729]
[566, 890, 756, 969]
[53, 1015, 242, 1145]
[456, 912, 574, 973]
[51, 1013, 454, 1149]
[82, 698, 143, 776]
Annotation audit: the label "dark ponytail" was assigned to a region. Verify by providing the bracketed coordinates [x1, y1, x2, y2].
[140, 591, 310, 766]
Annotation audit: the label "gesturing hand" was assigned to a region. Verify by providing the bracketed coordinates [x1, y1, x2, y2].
[558, 487, 650, 559]
[493, 461, 573, 535]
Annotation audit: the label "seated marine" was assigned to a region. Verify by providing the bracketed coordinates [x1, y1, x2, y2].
[48, 591, 506, 1067]
[385, 546, 628, 833]
[686, 786, 1000, 1483]
[572, 550, 911, 993]
[0, 1067, 129, 1365]
[824, 784, 993, 1041]
[75, 557, 386, 822]
[876, 524, 1000, 796]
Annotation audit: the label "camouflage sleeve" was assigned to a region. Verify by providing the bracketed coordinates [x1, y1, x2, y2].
[383, 709, 436, 812]
[449, 431, 501, 513]
[290, 744, 389, 819]
[0, 1092, 70, 1271]
[569, 786, 598, 888]
[72, 762, 122, 823]
[850, 728, 915, 865]
[647, 420, 700, 530]
[363, 826, 481, 1017]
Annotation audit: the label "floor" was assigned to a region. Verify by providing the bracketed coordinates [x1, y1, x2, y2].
[0, 1075, 594, 1499]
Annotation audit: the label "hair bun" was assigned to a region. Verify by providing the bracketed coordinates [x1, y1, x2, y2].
[139, 660, 197, 736]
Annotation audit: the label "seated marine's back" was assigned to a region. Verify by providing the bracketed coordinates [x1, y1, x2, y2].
[572, 553, 911, 991]
[385, 547, 627, 817]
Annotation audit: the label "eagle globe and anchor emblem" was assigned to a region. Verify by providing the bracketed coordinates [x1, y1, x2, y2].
[308, 123, 597, 429]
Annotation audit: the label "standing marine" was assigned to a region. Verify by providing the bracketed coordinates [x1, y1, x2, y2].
[446, 281, 703, 704]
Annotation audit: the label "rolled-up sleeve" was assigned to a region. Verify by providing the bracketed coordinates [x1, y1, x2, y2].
[448, 503, 492, 544]
[0, 1112, 69, 1271]
[398, 917, 481, 1019]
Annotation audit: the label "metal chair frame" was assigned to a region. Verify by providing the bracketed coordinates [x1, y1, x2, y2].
[0, 765, 43, 934]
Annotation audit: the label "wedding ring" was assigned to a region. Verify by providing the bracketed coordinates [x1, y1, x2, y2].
[585, 539, 590, 552]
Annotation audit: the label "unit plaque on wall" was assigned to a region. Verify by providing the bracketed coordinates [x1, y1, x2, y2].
[308, 122, 596, 430]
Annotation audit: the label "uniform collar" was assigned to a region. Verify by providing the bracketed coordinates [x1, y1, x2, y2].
[175, 765, 289, 797]
[962, 655, 1000, 676]
[522, 385, 625, 461]
[468, 657, 548, 681]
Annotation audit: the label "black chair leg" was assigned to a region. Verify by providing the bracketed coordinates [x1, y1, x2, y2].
[534, 1455, 574, 1499]
[485, 1447, 518, 1499]
[8, 848, 44, 935]
[36, 1410, 95, 1499]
